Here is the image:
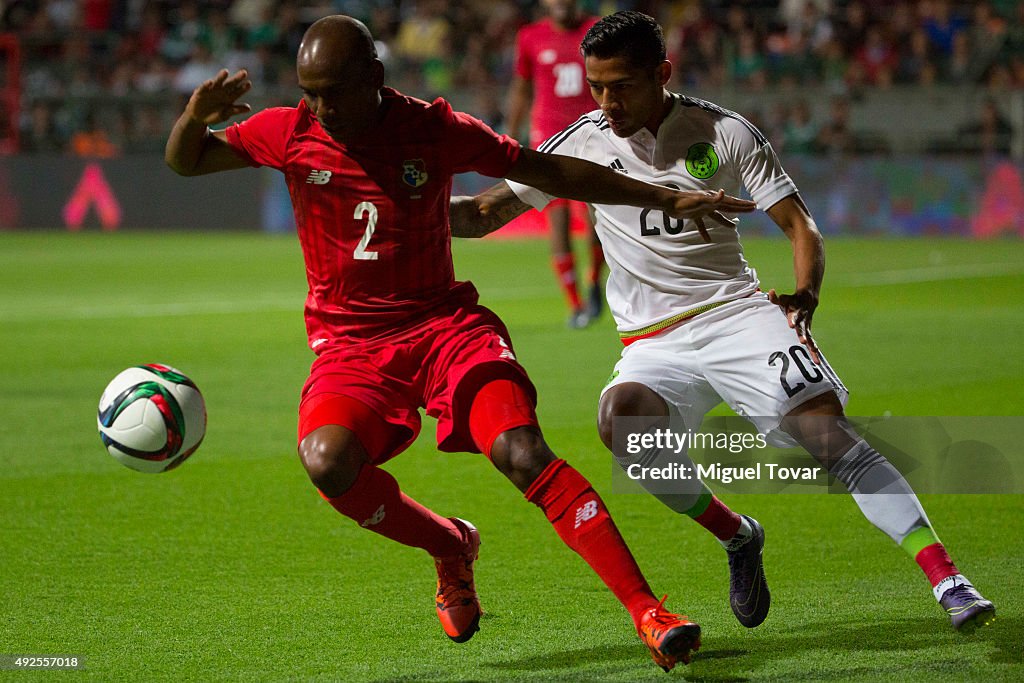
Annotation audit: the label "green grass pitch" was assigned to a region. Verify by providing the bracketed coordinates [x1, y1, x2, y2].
[1, 232, 1022, 681]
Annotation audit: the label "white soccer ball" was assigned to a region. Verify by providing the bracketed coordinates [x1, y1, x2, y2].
[97, 364, 207, 473]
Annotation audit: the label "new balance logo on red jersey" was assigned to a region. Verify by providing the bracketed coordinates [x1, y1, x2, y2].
[574, 500, 599, 528]
[306, 170, 333, 185]
[361, 504, 386, 527]
[609, 159, 628, 174]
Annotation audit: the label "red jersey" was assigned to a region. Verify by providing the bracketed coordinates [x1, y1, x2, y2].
[224, 87, 521, 349]
[514, 16, 598, 147]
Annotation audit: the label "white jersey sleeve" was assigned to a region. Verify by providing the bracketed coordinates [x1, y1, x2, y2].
[506, 112, 605, 210]
[732, 128, 797, 211]
[507, 95, 800, 343]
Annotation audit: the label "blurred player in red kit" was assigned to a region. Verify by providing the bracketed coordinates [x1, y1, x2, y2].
[165, 15, 755, 671]
[508, 0, 604, 328]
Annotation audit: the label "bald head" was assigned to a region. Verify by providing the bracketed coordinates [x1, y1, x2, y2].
[298, 15, 378, 82]
[296, 15, 385, 144]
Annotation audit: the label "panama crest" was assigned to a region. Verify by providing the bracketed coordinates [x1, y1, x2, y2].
[685, 143, 719, 180]
[402, 159, 428, 188]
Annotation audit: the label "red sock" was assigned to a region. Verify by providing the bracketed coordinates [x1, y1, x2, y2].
[692, 495, 742, 541]
[588, 242, 605, 286]
[525, 458, 658, 630]
[552, 254, 583, 310]
[915, 542, 959, 587]
[319, 464, 464, 558]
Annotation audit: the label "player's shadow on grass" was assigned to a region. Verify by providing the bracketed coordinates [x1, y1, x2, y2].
[691, 615, 1024, 680]
[488, 643, 646, 671]
[489, 643, 749, 677]
[369, 678, 489, 683]
[972, 615, 1023, 665]
[774, 615, 1020, 658]
[483, 616, 1019, 679]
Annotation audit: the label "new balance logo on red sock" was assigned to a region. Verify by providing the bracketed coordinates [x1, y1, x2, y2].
[361, 504, 386, 527]
[574, 500, 599, 528]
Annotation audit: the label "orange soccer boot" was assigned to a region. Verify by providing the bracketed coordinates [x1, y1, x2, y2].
[434, 518, 482, 643]
[638, 595, 702, 672]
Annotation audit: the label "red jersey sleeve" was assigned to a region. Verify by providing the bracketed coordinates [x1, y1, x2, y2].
[223, 106, 300, 170]
[440, 103, 522, 177]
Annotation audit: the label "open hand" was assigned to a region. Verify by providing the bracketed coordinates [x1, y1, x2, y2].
[667, 189, 757, 242]
[186, 69, 253, 126]
[768, 288, 821, 363]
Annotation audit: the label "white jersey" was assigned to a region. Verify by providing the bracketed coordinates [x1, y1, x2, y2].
[507, 92, 799, 342]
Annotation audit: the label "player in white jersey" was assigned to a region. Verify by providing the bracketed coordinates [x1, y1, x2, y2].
[451, 10, 995, 633]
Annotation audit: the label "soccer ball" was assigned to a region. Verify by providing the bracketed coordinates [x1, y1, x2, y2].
[97, 364, 207, 473]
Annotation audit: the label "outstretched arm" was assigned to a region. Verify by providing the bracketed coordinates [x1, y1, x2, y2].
[450, 182, 532, 238]
[766, 193, 825, 362]
[166, 69, 254, 176]
[506, 148, 756, 239]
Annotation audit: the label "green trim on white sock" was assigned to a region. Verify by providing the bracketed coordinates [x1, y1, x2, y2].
[900, 525, 940, 558]
[683, 490, 712, 518]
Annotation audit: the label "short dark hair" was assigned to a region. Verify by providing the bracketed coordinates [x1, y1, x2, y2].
[580, 11, 666, 70]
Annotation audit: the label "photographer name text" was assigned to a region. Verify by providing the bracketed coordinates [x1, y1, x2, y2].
[625, 462, 822, 484]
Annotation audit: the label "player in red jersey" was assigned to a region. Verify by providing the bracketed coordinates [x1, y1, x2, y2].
[509, 0, 604, 328]
[165, 15, 756, 671]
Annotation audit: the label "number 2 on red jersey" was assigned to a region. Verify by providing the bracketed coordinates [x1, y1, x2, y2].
[353, 201, 379, 261]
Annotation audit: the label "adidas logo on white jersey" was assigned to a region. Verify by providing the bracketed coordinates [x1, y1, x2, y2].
[306, 169, 333, 185]
[609, 159, 628, 174]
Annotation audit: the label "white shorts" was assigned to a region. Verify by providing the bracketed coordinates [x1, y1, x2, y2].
[601, 295, 849, 447]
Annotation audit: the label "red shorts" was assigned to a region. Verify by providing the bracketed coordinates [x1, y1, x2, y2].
[297, 304, 537, 463]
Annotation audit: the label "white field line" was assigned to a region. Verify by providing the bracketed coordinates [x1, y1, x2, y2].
[3, 263, 1021, 322]
[838, 262, 1024, 287]
[1, 297, 301, 322]
[0, 286, 556, 322]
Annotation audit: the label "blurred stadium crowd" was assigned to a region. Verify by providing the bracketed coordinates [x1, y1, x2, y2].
[2, 0, 1020, 157]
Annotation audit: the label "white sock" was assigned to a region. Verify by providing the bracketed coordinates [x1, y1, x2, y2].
[932, 573, 971, 601]
[830, 440, 931, 546]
